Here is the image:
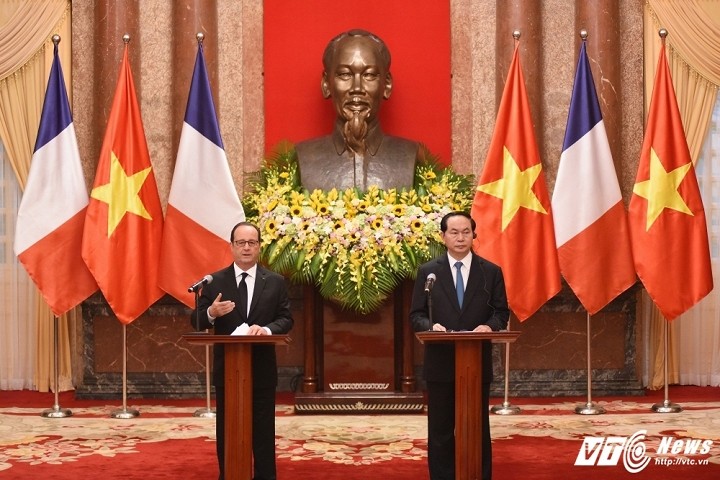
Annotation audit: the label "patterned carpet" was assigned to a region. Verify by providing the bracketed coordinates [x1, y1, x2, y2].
[1, 397, 719, 477]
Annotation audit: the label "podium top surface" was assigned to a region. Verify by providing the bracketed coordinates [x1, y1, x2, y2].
[182, 333, 291, 346]
[415, 330, 520, 344]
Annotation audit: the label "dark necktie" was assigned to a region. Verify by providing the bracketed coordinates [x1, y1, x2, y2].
[238, 272, 248, 321]
[455, 261, 464, 307]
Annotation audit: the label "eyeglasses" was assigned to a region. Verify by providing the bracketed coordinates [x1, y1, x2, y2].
[233, 240, 259, 248]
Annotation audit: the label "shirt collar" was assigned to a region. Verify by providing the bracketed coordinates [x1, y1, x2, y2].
[234, 263, 258, 279]
[447, 252, 472, 270]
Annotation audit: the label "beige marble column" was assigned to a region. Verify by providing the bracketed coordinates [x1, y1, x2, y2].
[171, 1, 218, 155]
[576, 0, 622, 174]
[496, 0, 543, 154]
[91, 0, 140, 165]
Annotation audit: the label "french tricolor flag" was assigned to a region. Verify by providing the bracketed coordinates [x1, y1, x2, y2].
[551, 41, 636, 314]
[158, 41, 245, 307]
[14, 41, 97, 316]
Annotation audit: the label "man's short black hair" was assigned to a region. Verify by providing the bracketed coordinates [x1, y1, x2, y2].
[440, 211, 476, 234]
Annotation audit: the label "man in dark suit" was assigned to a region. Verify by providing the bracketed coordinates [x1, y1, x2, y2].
[191, 221, 293, 480]
[410, 211, 509, 480]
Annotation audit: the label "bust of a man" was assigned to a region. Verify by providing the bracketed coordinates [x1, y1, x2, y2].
[296, 29, 419, 192]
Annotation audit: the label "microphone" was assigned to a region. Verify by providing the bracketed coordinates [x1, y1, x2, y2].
[188, 275, 213, 293]
[424, 273, 436, 293]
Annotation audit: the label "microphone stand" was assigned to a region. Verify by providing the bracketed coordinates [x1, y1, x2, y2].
[426, 287, 433, 327]
[193, 287, 216, 418]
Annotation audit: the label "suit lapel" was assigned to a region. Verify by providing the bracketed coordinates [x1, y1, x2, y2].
[221, 265, 241, 303]
[464, 255, 484, 305]
[248, 266, 266, 319]
[220, 264, 243, 328]
[436, 257, 461, 312]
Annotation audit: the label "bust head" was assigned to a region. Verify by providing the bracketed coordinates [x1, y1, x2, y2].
[321, 30, 393, 151]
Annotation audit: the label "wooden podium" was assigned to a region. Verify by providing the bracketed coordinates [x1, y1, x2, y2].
[415, 331, 520, 480]
[183, 333, 291, 480]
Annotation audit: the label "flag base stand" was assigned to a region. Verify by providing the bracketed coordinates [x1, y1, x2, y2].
[491, 402, 521, 415]
[574, 402, 606, 415]
[110, 325, 140, 420]
[574, 313, 605, 416]
[652, 399, 682, 413]
[41, 405, 72, 418]
[193, 336, 216, 419]
[41, 317, 73, 419]
[492, 329, 521, 416]
[110, 407, 140, 419]
[651, 321, 682, 414]
[194, 408, 216, 418]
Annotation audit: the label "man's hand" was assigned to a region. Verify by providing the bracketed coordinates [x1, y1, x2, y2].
[209, 293, 235, 318]
[432, 323, 447, 332]
[473, 325, 492, 333]
[247, 325, 269, 335]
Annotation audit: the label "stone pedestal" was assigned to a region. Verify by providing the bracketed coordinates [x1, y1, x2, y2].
[295, 282, 424, 413]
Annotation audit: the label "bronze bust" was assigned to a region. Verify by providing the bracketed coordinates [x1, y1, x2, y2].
[296, 29, 419, 192]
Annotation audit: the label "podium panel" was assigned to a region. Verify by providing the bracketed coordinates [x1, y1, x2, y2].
[416, 331, 519, 480]
[183, 334, 291, 480]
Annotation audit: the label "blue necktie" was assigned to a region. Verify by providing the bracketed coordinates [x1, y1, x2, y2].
[454, 261, 464, 307]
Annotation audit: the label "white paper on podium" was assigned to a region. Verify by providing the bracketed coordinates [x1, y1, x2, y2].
[231, 323, 250, 336]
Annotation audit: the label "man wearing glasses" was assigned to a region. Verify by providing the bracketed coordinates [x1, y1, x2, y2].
[191, 221, 294, 480]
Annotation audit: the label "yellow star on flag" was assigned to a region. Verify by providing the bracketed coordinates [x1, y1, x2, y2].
[477, 146, 547, 231]
[633, 147, 693, 231]
[90, 151, 153, 236]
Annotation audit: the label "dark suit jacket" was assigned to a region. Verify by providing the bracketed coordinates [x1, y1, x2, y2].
[410, 253, 509, 383]
[190, 263, 293, 388]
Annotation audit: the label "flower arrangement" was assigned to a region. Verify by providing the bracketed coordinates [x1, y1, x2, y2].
[242, 142, 475, 314]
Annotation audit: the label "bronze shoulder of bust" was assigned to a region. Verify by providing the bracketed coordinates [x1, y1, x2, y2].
[297, 133, 418, 192]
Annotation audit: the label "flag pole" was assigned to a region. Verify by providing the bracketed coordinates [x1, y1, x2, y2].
[575, 312, 605, 415]
[41, 316, 72, 418]
[111, 324, 139, 419]
[492, 318, 520, 415]
[194, 343, 216, 418]
[652, 320, 682, 413]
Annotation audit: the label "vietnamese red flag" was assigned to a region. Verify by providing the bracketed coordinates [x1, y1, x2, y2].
[14, 41, 97, 316]
[81, 44, 164, 325]
[551, 42, 636, 315]
[628, 41, 712, 321]
[158, 42, 244, 307]
[471, 43, 561, 321]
